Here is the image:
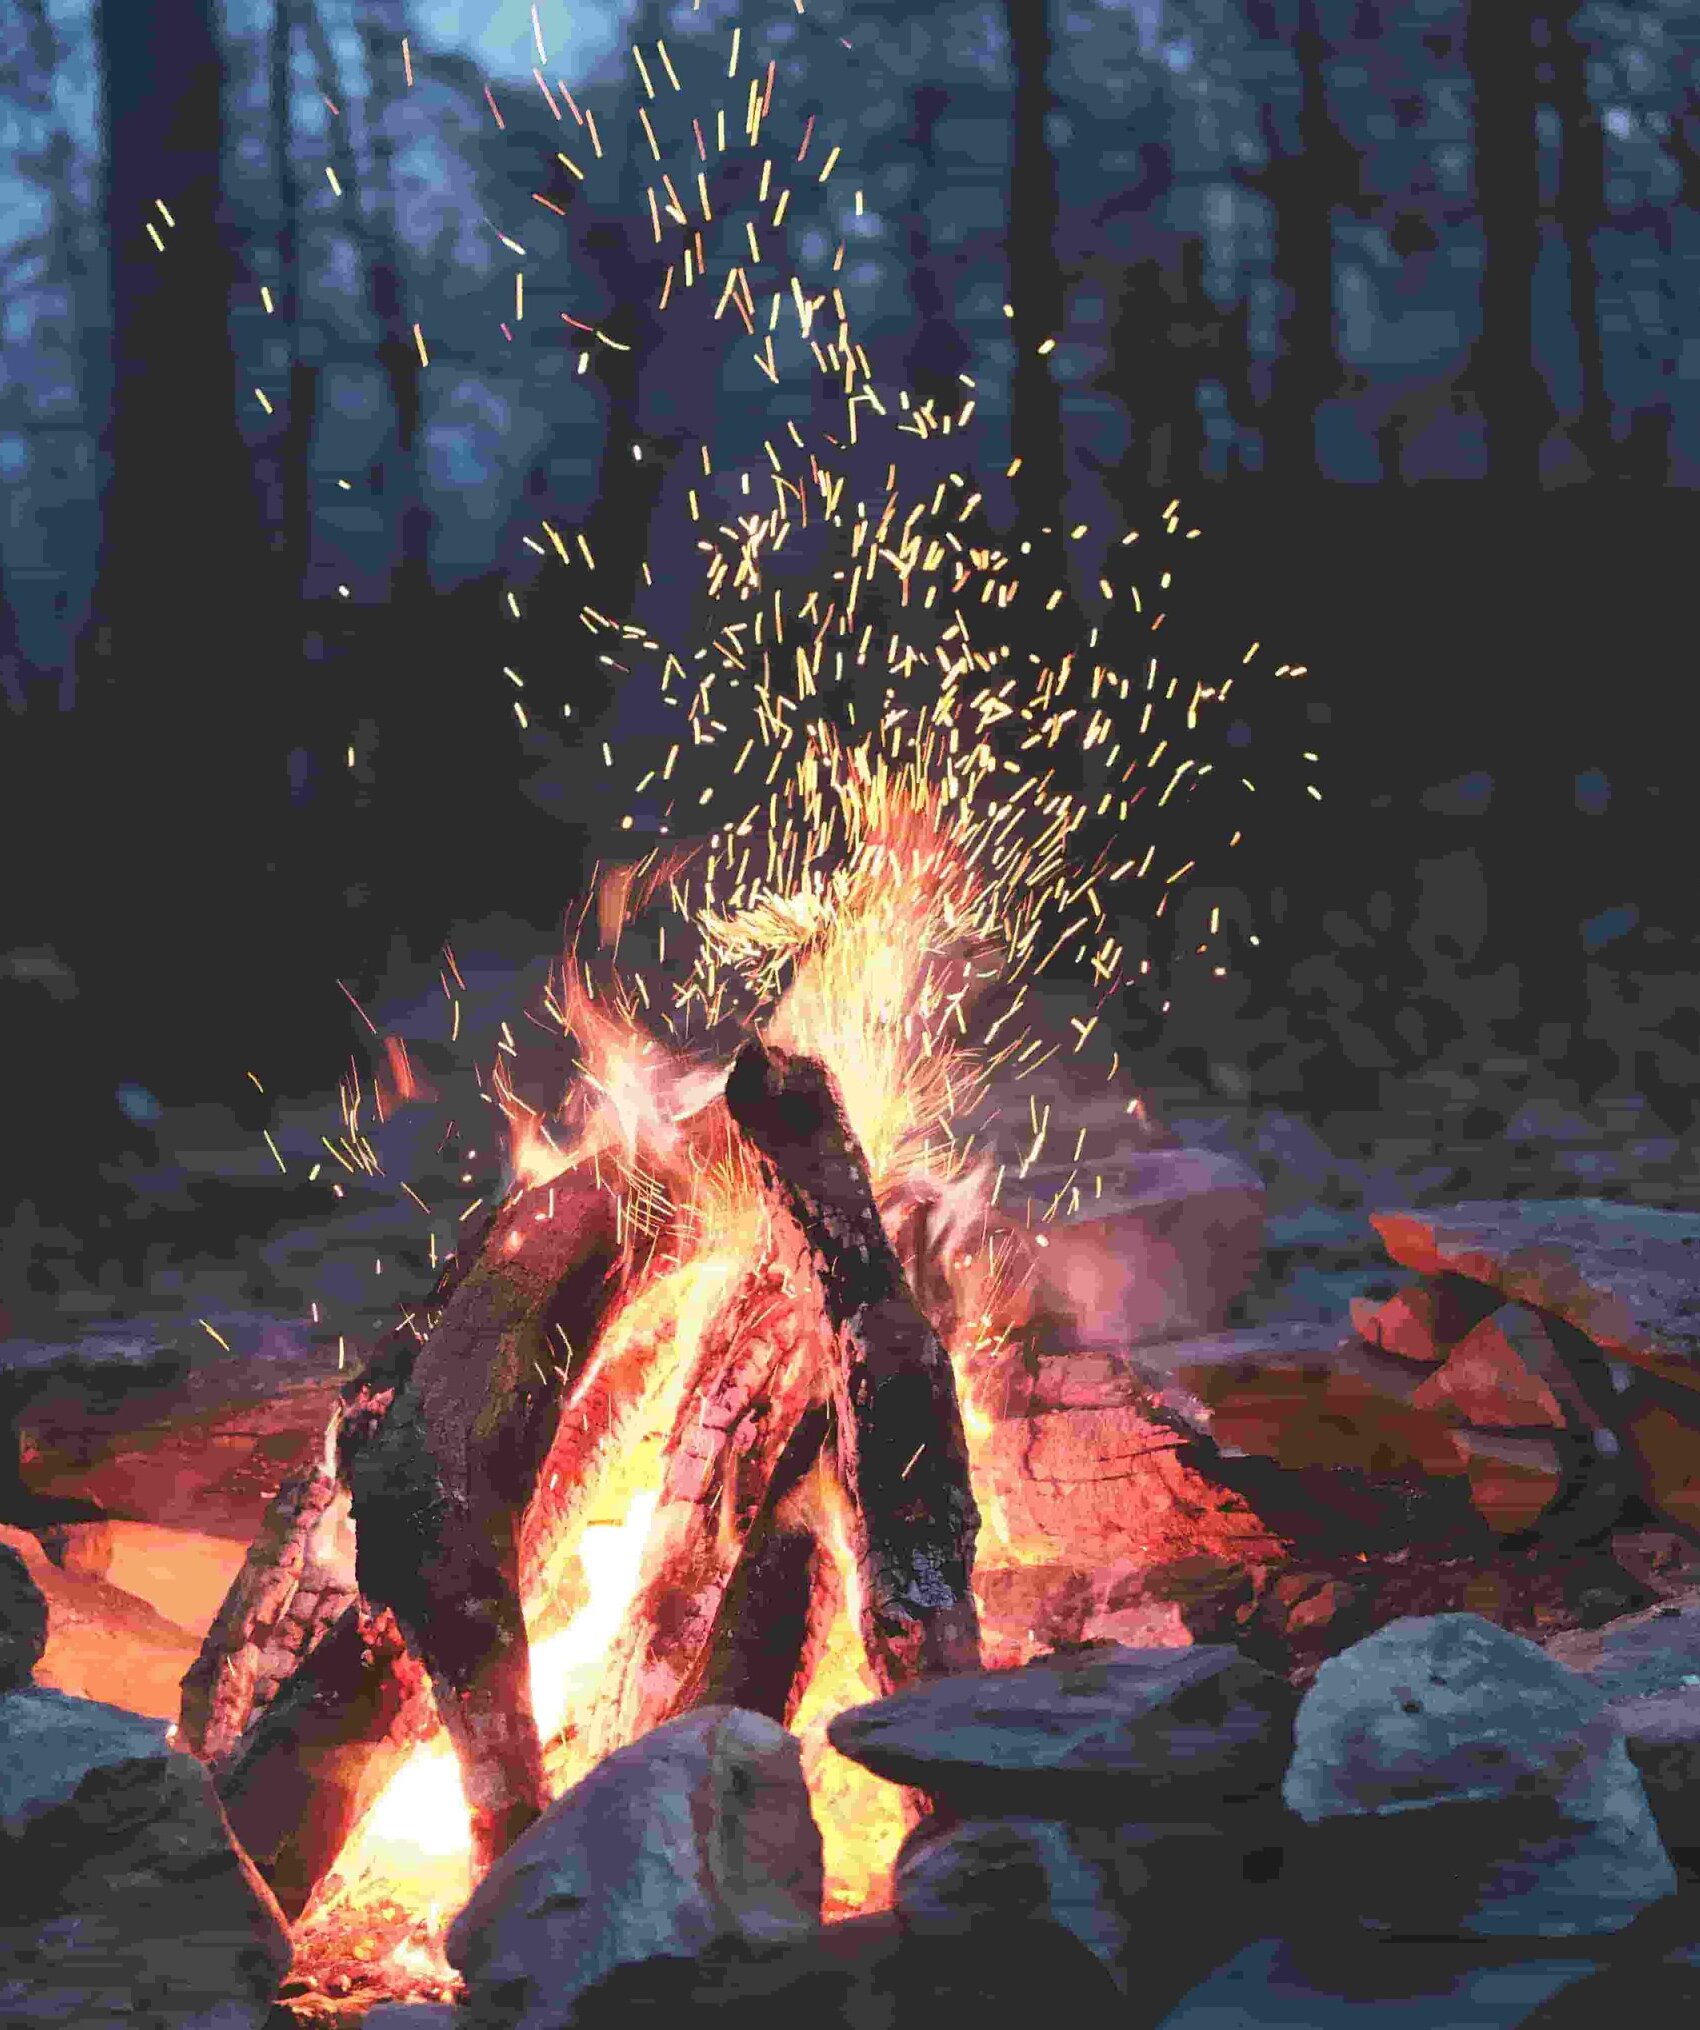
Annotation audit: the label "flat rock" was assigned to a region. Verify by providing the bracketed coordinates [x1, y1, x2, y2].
[0, 1523, 201, 1722]
[446, 1706, 822, 2029]
[1022, 1145, 1265, 1350]
[1121, 1325, 1557, 1538]
[1371, 1201, 1700, 1393]
[0, 1685, 291, 2026]
[827, 1643, 1296, 1817]
[20, 1359, 343, 1541]
[1285, 1613, 1677, 1937]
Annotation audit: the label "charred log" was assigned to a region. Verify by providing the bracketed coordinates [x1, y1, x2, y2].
[697, 1404, 841, 1726]
[588, 1257, 825, 1755]
[724, 1040, 982, 1691]
[215, 1599, 435, 1923]
[342, 1170, 622, 1873]
[179, 1444, 356, 1767]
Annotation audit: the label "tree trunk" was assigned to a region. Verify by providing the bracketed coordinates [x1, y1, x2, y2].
[1003, 0, 1069, 576]
[1237, 2, 1360, 483]
[1543, 3, 1612, 477]
[1465, 0, 1551, 484]
[343, 1173, 622, 1874]
[724, 1041, 982, 1693]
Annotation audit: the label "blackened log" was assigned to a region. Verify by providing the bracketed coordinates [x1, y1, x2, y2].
[516, 1093, 745, 1620]
[343, 1168, 622, 1873]
[587, 1257, 825, 1756]
[724, 1040, 982, 1691]
[179, 1440, 357, 1766]
[180, 1201, 496, 1767]
[697, 1403, 840, 1725]
[215, 1598, 437, 1922]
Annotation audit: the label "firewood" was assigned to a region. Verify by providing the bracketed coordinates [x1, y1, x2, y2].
[179, 1449, 356, 1768]
[723, 1040, 982, 1691]
[343, 1168, 623, 1873]
[697, 1402, 841, 1725]
[214, 1598, 436, 1922]
[587, 1256, 825, 1755]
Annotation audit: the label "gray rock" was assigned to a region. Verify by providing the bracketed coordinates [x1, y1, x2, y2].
[0, 1685, 292, 2026]
[1155, 1935, 1607, 2026]
[894, 1812, 1248, 2000]
[1284, 1613, 1677, 1937]
[446, 1706, 821, 2029]
[0, 1541, 47, 1691]
[896, 1816, 1131, 1978]
[359, 2008, 463, 2028]
[828, 1643, 1297, 1818]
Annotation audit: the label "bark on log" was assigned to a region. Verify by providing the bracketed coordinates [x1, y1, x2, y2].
[179, 1437, 357, 1767]
[587, 1255, 826, 1756]
[724, 1040, 982, 1691]
[697, 1403, 841, 1726]
[342, 1168, 623, 1873]
[215, 1599, 436, 1922]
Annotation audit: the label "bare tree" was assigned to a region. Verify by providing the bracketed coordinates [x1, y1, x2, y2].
[1463, 0, 1552, 483]
[1003, 0, 1069, 569]
[1542, 3, 1612, 478]
[1235, 0, 1363, 482]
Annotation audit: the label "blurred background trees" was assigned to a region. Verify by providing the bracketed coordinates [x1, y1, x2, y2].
[4, 0, 1699, 1213]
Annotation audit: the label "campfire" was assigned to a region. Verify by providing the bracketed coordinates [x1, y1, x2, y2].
[178, 725, 1212, 2002]
[6, 30, 1324, 2016]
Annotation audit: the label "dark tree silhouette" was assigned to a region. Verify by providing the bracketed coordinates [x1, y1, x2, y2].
[1464, 0, 1553, 483]
[1543, 3, 1612, 479]
[902, 85, 972, 421]
[1003, 0, 1069, 566]
[1235, 0, 1363, 481]
[86, 0, 273, 697]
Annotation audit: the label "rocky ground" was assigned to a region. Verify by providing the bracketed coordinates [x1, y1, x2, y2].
[7, 1007, 1690, 1404]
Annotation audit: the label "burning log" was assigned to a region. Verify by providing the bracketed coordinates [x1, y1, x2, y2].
[724, 1039, 982, 1692]
[588, 1257, 827, 1754]
[696, 1403, 841, 1725]
[214, 1598, 437, 1922]
[178, 1444, 357, 1768]
[342, 1169, 623, 1873]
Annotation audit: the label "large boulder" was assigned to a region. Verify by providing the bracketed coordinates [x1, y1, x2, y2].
[0, 1685, 291, 2027]
[565, 1905, 1127, 2030]
[1284, 1613, 1677, 1938]
[828, 1642, 1297, 1820]
[446, 1706, 822, 2028]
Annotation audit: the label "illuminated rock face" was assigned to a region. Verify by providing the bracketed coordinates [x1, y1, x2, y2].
[446, 1705, 823, 2030]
